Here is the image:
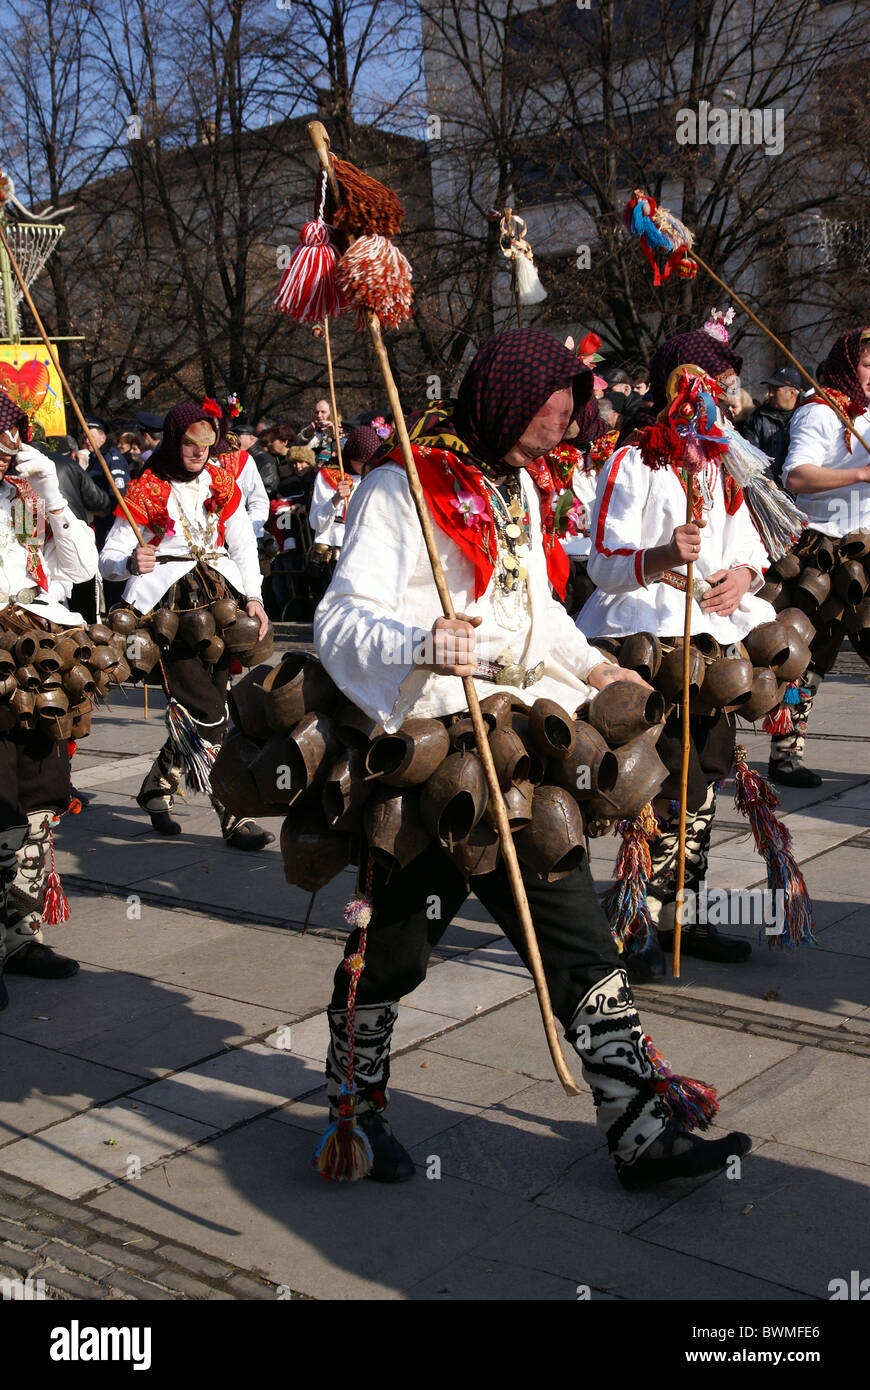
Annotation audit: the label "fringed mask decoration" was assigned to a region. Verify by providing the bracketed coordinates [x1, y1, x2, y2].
[639, 366, 728, 473]
[622, 190, 696, 284]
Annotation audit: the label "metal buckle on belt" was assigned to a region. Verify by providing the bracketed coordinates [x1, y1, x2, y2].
[0, 585, 40, 607]
[474, 657, 544, 689]
[659, 569, 711, 604]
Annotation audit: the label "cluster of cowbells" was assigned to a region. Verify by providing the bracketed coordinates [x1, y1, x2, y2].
[596, 604, 817, 725]
[0, 618, 131, 741]
[128, 595, 274, 670]
[757, 529, 870, 665]
[211, 653, 681, 894]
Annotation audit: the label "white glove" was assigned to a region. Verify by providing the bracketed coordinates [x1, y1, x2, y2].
[14, 443, 65, 512]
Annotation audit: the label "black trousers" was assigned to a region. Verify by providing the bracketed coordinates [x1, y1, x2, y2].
[0, 731, 71, 831]
[330, 841, 621, 1028]
[655, 709, 735, 811]
[160, 639, 231, 742]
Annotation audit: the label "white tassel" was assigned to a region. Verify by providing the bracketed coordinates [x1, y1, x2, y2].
[514, 252, 547, 305]
[722, 427, 808, 561]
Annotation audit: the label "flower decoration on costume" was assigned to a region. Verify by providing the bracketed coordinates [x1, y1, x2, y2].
[450, 489, 486, 529]
[370, 416, 391, 439]
[639, 367, 728, 475]
[201, 397, 222, 420]
[224, 393, 242, 418]
[589, 430, 620, 469]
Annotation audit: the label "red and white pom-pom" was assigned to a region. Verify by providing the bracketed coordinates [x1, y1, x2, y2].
[275, 220, 343, 323]
[335, 234, 413, 330]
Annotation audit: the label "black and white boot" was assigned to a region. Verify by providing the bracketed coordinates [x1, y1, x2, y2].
[137, 744, 183, 836]
[325, 1001, 414, 1182]
[768, 671, 823, 788]
[3, 812, 79, 980]
[567, 969, 751, 1189]
[211, 797, 275, 852]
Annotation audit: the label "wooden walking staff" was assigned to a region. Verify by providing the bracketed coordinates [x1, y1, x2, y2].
[0, 220, 147, 545]
[321, 317, 344, 480]
[671, 480, 697, 980]
[309, 121, 580, 1096]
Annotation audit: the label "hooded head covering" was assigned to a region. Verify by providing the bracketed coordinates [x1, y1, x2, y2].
[343, 425, 383, 471]
[148, 403, 218, 481]
[649, 330, 743, 412]
[453, 327, 592, 475]
[819, 328, 870, 415]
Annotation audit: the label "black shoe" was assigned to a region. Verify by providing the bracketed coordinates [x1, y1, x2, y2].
[224, 821, 275, 852]
[358, 1113, 415, 1183]
[768, 760, 822, 789]
[618, 1124, 752, 1191]
[624, 939, 667, 981]
[70, 787, 93, 809]
[148, 810, 182, 836]
[5, 943, 80, 979]
[659, 926, 752, 964]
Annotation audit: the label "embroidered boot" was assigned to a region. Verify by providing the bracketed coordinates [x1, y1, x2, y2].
[653, 788, 752, 963]
[137, 742, 183, 836]
[210, 796, 275, 852]
[566, 968, 751, 1189]
[0, 825, 28, 1010]
[768, 671, 822, 788]
[325, 1001, 414, 1182]
[4, 812, 79, 979]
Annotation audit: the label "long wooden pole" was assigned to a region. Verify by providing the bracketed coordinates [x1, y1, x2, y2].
[309, 122, 579, 1095]
[671, 484, 695, 980]
[0, 219, 147, 544]
[322, 317, 344, 479]
[688, 247, 870, 460]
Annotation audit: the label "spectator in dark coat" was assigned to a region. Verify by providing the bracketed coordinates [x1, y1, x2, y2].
[739, 367, 802, 483]
[235, 421, 279, 496]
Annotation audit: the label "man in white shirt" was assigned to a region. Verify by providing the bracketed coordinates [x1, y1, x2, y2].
[767, 327, 870, 787]
[0, 389, 100, 1008]
[100, 403, 273, 851]
[313, 328, 749, 1192]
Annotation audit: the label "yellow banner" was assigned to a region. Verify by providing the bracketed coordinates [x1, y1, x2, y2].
[0, 344, 67, 438]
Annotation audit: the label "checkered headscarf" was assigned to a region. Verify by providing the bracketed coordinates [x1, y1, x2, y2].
[0, 385, 30, 440]
[148, 402, 216, 480]
[649, 331, 743, 411]
[453, 328, 592, 474]
[343, 425, 383, 470]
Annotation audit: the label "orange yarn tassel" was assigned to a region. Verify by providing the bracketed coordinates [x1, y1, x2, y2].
[331, 157, 405, 237]
[336, 235, 413, 329]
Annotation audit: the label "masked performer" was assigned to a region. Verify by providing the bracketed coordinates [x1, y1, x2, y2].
[579, 326, 784, 976]
[99, 403, 273, 850]
[313, 328, 750, 1190]
[765, 327, 870, 787]
[307, 426, 382, 601]
[0, 390, 99, 1008]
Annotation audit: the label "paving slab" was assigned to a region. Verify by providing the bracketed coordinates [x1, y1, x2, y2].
[0, 1039, 138, 1147]
[426, 994, 582, 1084]
[407, 1252, 601, 1300]
[90, 1115, 530, 1300]
[53, 896, 243, 974]
[0, 1098, 215, 1199]
[405, 945, 529, 1020]
[271, 1047, 534, 1149]
[813, 906, 870, 957]
[470, 1203, 804, 1301]
[637, 1140, 870, 1299]
[128, 1043, 324, 1127]
[635, 1009, 798, 1097]
[712, 1047, 870, 1166]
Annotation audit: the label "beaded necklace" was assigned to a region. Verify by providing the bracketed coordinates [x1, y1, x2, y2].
[480, 472, 532, 630]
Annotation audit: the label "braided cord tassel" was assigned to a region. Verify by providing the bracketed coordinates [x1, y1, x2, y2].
[644, 1035, 719, 1131]
[41, 818, 69, 926]
[603, 802, 659, 954]
[732, 744, 816, 948]
[312, 857, 375, 1181]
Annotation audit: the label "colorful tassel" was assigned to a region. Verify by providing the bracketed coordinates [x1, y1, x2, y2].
[275, 219, 343, 323]
[763, 704, 794, 736]
[603, 803, 658, 954]
[312, 864, 375, 1181]
[732, 744, 816, 948]
[165, 698, 218, 795]
[645, 1035, 720, 1131]
[336, 234, 413, 330]
[622, 190, 695, 285]
[41, 824, 69, 926]
[720, 426, 807, 560]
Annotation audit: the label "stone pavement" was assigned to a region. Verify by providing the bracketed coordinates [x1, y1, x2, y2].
[0, 653, 868, 1301]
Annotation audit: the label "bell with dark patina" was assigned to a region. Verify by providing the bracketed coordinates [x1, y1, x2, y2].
[0, 673, 17, 700]
[483, 776, 534, 831]
[487, 726, 531, 789]
[832, 560, 869, 607]
[127, 631, 161, 676]
[514, 786, 586, 881]
[212, 596, 239, 628]
[479, 691, 513, 730]
[335, 704, 383, 750]
[228, 664, 273, 739]
[816, 595, 846, 627]
[757, 579, 784, 607]
[528, 697, 577, 762]
[586, 682, 665, 745]
[844, 596, 870, 635]
[52, 635, 80, 671]
[264, 654, 341, 731]
[236, 623, 275, 667]
[448, 717, 477, 752]
[739, 667, 783, 723]
[211, 730, 276, 819]
[510, 711, 545, 784]
[588, 728, 668, 822]
[776, 606, 816, 647]
[446, 822, 500, 878]
[0, 648, 14, 678]
[179, 607, 216, 647]
[364, 787, 431, 871]
[62, 629, 94, 663]
[250, 731, 307, 806]
[776, 630, 812, 682]
[656, 645, 705, 703]
[63, 664, 97, 701]
[792, 567, 830, 612]
[695, 656, 754, 713]
[769, 552, 801, 582]
[90, 646, 120, 675]
[201, 635, 226, 665]
[151, 608, 180, 648]
[551, 722, 619, 802]
[419, 751, 488, 845]
[15, 664, 41, 691]
[10, 687, 36, 729]
[366, 717, 450, 788]
[221, 612, 261, 654]
[69, 700, 92, 738]
[321, 748, 372, 832]
[814, 536, 837, 573]
[88, 623, 114, 646]
[743, 620, 791, 669]
[106, 657, 131, 686]
[108, 606, 138, 636]
[840, 531, 870, 560]
[13, 630, 43, 664]
[618, 632, 662, 682]
[280, 804, 351, 893]
[285, 712, 342, 790]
